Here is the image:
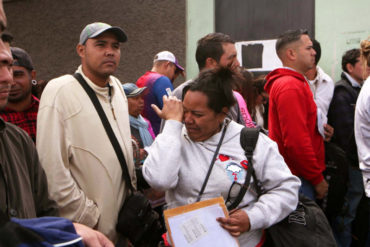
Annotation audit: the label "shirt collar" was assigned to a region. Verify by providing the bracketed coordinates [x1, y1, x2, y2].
[343, 72, 362, 88]
[76, 65, 113, 97]
[308, 66, 326, 84]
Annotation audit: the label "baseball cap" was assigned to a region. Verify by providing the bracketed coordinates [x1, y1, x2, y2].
[79, 22, 127, 45]
[11, 47, 34, 71]
[153, 51, 184, 71]
[123, 83, 147, 98]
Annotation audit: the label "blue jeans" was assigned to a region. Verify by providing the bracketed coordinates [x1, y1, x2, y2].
[332, 166, 364, 247]
[299, 177, 315, 201]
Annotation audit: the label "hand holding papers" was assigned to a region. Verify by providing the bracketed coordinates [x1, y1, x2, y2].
[164, 197, 239, 247]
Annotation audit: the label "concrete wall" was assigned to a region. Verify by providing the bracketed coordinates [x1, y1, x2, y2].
[315, 0, 370, 81]
[4, 0, 186, 85]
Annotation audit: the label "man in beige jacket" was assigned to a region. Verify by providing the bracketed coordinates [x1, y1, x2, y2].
[36, 22, 136, 242]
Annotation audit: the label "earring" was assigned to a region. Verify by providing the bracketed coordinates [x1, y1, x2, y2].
[31, 80, 37, 85]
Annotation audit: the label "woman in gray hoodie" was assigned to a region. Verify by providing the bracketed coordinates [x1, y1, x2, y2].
[143, 68, 300, 247]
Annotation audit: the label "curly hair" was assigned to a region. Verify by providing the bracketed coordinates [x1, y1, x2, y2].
[360, 37, 370, 68]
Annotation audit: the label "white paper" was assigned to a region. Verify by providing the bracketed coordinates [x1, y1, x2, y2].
[235, 39, 282, 71]
[168, 204, 239, 247]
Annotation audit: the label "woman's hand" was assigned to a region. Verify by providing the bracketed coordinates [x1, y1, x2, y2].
[216, 209, 250, 237]
[152, 95, 183, 122]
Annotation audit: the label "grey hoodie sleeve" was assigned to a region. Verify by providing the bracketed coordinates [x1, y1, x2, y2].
[142, 120, 184, 191]
[244, 134, 301, 230]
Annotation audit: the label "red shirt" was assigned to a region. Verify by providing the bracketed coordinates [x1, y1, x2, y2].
[0, 95, 39, 143]
[265, 68, 325, 186]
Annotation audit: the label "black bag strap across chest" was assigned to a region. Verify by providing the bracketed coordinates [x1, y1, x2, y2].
[73, 73, 134, 192]
[227, 127, 260, 210]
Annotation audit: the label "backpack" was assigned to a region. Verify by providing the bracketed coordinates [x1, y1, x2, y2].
[239, 128, 337, 247]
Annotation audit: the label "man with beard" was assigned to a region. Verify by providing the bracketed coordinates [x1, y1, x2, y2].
[171, 33, 252, 127]
[0, 47, 38, 142]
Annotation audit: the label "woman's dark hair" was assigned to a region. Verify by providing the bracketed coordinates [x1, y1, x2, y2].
[183, 67, 237, 113]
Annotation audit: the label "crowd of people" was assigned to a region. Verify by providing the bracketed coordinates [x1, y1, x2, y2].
[1, 0, 370, 246]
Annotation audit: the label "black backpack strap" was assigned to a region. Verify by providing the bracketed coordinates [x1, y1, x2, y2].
[73, 73, 134, 192]
[227, 127, 260, 210]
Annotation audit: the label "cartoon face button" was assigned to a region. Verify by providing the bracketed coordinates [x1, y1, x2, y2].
[226, 162, 246, 182]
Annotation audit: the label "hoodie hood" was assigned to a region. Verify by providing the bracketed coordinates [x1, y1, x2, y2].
[264, 68, 306, 94]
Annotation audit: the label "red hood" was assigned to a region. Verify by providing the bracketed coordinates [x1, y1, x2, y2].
[264, 68, 306, 94]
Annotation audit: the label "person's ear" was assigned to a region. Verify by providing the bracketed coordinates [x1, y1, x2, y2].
[217, 106, 229, 123]
[30, 70, 36, 80]
[286, 47, 297, 61]
[346, 63, 354, 74]
[76, 44, 85, 58]
[205, 57, 218, 68]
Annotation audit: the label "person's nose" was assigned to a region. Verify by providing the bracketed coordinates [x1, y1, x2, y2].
[234, 58, 240, 68]
[312, 49, 316, 56]
[183, 112, 193, 124]
[105, 46, 115, 57]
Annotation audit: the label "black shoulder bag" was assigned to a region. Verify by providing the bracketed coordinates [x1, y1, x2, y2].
[73, 73, 164, 247]
[238, 127, 337, 247]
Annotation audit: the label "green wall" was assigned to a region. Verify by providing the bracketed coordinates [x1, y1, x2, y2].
[186, 0, 215, 80]
[186, 0, 370, 82]
[315, 0, 370, 81]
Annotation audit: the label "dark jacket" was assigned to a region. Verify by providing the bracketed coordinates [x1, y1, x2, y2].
[328, 72, 361, 166]
[0, 117, 58, 219]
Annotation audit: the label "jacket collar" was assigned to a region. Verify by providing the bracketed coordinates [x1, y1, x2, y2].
[342, 72, 361, 88]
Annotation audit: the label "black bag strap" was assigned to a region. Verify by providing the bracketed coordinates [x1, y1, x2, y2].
[228, 127, 260, 210]
[196, 120, 230, 202]
[73, 73, 134, 192]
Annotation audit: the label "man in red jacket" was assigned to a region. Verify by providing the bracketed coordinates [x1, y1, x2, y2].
[264, 29, 328, 200]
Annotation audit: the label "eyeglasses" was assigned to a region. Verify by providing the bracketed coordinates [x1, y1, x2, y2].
[225, 181, 243, 208]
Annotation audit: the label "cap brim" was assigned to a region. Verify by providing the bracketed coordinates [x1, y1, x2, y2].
[127, 87, 147, 98]
[90, 26, 128, 43]
[175, 63, 184, 71]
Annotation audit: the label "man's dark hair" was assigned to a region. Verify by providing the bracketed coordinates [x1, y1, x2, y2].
[341, 48, 360, 73]
[1, 31, 13, 44]
[195, 33, 234, 70]
[275, 29, 308, 58]
[183, 67, 236, 113]
[312, 39, 321, 65]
